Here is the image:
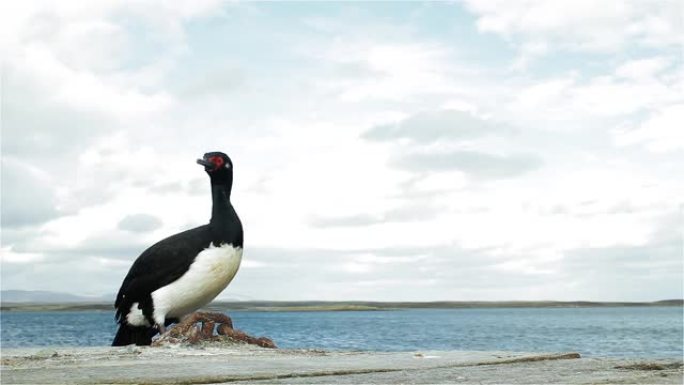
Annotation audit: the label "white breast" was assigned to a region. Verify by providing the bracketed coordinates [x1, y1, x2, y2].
[127, 243, 242, 327]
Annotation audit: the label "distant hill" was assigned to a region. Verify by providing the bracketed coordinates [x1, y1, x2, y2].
[205, 299, 684, 311]
[1, 290, 113, 304]
[2, 291, 681, 312]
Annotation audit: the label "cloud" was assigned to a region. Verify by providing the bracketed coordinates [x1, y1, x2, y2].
[0, 158, 60, 228]
[224, 244, 503, 301]
[1, 67, 113, 160]
[118, 213, 163, 233]
[311, 214, 381, 228]
[7, 229, 150, 262]
[362, 109, 540, 180]
[319, 40, 455, 102]
[311, 203, 444, 228]
[508, 57, 680, 125]
[363, 109, 507, 143]
[1, 1, 681, 302]
[394, 150, 542, 178]
[615, 57, 672, 80]
[558, 213, 683, 301]
[614, 104, 684, 153]
[146, 181, 185, 194]
[9, 45, 173, 119]
[462, 0, 682, 52]
[179, 66, 246, 98]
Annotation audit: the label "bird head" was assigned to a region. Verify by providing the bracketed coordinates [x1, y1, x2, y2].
[197, 152, 233, 183]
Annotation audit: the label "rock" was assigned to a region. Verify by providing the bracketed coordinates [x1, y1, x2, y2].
[32, 349, 58, 359]
[7, 347, 668, 385]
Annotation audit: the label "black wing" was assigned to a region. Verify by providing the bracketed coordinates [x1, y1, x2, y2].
[114, 225, 213, 323]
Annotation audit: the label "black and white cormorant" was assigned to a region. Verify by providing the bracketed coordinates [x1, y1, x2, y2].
[112, 151, 243, 346]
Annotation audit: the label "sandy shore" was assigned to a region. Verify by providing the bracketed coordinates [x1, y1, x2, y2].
[1, 345, 682, 384]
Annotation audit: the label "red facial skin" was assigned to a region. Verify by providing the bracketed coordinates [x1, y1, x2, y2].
[208, 156, 224, 170]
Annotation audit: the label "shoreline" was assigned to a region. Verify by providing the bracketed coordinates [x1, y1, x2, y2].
[2, 300, 682, 312]
[1, 345, 682, 360]
[1, 345, 682, 384]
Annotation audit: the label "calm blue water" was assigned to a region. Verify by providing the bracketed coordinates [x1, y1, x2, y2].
[1, 307, 682, 358]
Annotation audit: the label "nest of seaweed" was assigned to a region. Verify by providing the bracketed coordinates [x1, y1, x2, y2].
[151, 311, 276, 348]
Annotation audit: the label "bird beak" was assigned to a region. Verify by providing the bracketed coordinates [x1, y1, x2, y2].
[196, 158, 213, 168]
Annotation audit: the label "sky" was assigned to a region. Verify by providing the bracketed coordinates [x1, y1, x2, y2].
[1, 0, 682, 302]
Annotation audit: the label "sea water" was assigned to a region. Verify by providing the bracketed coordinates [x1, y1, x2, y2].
[1, 307, 682, 358]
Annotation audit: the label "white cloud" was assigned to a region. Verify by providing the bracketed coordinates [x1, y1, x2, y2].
[509, 56, 681, 124]
[1, 157, 60, 228]
[0, 247, 44, 264]
[615, 104, 684, 152]
[319, 40, 456, 102]
[13, 45, 173, 117]
[1, 1, 681, 301]
[462, 0, 683, 52]
[118, 214, 163, 233]
[615, 57, 672, 80]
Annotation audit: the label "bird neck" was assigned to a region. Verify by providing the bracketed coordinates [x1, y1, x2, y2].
[209, 183, 235, 226]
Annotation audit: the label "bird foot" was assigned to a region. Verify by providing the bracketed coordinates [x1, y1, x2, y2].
[151, 311, 276, 348]
[155, 324, 166, 335]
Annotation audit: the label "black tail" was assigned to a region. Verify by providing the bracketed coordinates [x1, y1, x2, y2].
[112, 324, 156, 346]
